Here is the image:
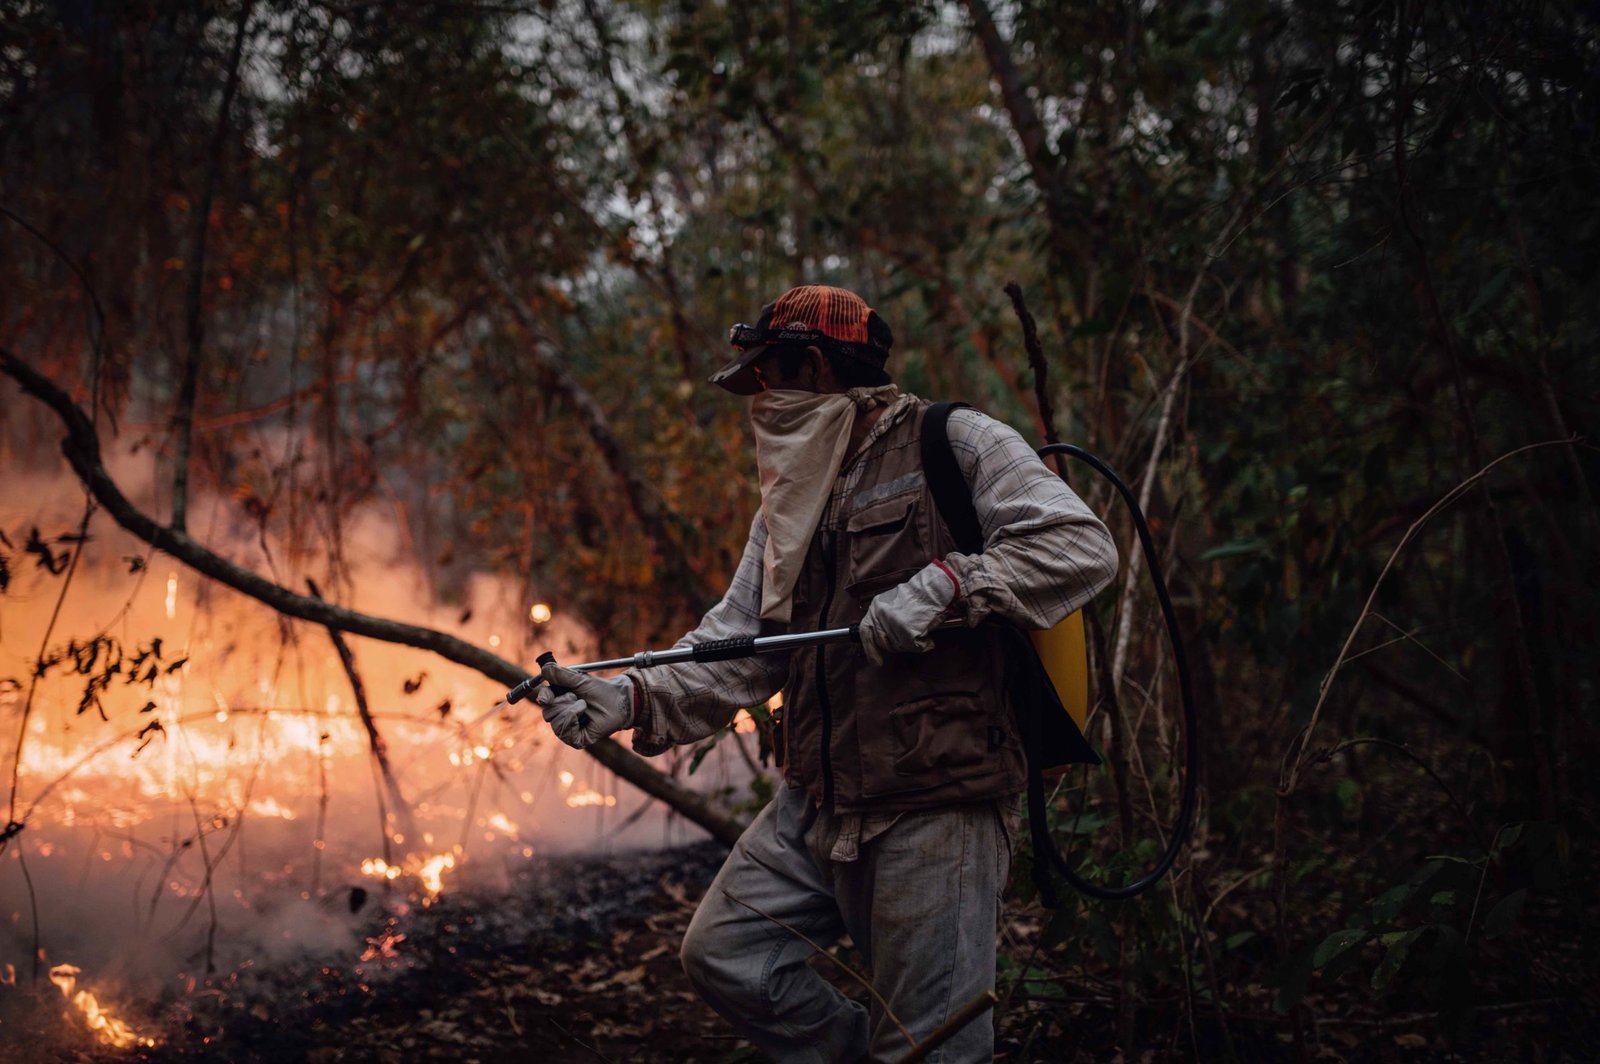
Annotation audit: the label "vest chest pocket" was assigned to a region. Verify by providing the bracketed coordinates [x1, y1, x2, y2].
[843, 496, 926, 601]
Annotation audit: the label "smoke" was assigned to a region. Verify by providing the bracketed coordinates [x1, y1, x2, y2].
[0, 439, 756, 1052]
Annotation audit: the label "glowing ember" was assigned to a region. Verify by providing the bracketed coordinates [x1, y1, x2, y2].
[528, 603, 552, 624]
[360, 931, 407, 962]
[47, 964, 156, 1049]
[487, 812, 520, 837]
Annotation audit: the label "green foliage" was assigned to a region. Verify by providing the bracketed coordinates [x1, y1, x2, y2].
[1279, 822, 1563, 1024]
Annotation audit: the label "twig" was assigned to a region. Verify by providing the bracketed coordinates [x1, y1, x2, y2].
[720, 888, 915, 1050]
[1200, 864, 1273, 929]
[1464, 823, 1518, 944]
[547, 1016, 616, 1062]
[1366, 612, 1467, 681]
[1110, 300, 1198, 695]
[306, 578, 419, 848]
[1278, 438, 1572, 797]
[892, 990, 998, 1064]
[1316, 738, 1491, 855]
[1004, 281, 1061, 449]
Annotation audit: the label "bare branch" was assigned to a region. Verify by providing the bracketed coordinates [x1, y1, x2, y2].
[306, 577, 419, 848]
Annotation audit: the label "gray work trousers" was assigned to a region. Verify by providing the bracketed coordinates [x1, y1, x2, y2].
[680, 781, 1015, 1063]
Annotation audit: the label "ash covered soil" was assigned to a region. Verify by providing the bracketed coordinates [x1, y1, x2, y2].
[8, 840, 762, 1063]
[12, 835, 1585, 1063]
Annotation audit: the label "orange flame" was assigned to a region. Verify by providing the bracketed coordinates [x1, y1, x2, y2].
[47, 964, 157, 1049]
[360, 851, 457, 899]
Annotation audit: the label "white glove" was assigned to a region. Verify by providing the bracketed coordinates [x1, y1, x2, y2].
[857, 562, 961, 666]
[535, 664, 634, 749]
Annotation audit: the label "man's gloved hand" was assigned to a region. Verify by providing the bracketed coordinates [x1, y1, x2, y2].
[534, 664, 634, 749]
[857, 562, 961, 666]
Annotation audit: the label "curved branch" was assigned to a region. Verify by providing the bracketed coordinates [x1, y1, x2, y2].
[0, 347, 746, 848]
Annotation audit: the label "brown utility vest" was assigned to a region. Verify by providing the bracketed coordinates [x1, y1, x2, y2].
[780, 400, 1027, 813]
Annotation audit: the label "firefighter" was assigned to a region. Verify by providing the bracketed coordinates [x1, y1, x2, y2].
[538, 285, 1117, 1061]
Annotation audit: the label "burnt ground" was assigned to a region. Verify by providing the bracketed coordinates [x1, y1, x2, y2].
[4, 838, 1592, 1063]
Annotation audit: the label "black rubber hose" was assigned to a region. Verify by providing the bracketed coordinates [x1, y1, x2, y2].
[1036, 443, 1199, 900]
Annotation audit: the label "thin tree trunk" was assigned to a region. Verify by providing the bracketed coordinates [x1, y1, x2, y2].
[173, 1, 253, 532]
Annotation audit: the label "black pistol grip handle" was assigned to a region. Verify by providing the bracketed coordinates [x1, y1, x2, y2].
[691, 636, 757, 663]
[505, 650, 565, 705]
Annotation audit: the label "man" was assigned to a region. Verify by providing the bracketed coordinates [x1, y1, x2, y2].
[537, 285, 1118, 1061]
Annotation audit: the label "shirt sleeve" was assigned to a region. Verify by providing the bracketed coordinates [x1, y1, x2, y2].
[625, 510, 790, 756]
[938, 408, 1119, 629]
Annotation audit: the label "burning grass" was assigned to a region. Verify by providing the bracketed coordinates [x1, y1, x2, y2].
[0, 506, 761, 1062]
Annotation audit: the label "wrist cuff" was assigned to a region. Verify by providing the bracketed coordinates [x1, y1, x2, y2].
[930, 558, 961, 607]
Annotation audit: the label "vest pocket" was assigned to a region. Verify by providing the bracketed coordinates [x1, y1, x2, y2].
[860, 691, 992, 796]
[844, 496, 924, 601]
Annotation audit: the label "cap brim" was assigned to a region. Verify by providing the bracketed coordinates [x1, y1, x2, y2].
[707, 344, 769, 395]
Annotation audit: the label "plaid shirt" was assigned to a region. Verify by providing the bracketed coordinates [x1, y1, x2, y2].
[629, 396, 1119, 756]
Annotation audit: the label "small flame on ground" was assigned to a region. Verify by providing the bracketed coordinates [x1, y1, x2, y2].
[360, 852, 457, 899]
[247, 796, 297, 820]
[165, 573, 178, 619]
[47, 964, 156, 1049]
[556, 769, 616, 808]
[565, 788, 618, 808]
[415, 853, 455, 896]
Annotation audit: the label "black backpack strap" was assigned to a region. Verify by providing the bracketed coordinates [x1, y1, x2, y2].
[921, 399, 1087, 909]
[921, 402, 984, 555]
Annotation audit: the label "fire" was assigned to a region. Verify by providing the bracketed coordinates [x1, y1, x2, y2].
[247, 796, 297, 820]
[557, 769, 617, 808]
[360, 851, 457, 899]
[47, 964, 156, 1049]
[565, 788, 618, 808]
[416, 853, 456, 896]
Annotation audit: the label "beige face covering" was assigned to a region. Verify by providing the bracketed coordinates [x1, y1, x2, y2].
[751, 385, 902, 622]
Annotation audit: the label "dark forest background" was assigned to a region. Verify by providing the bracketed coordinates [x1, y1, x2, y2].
[2, 0, 1597, 1058]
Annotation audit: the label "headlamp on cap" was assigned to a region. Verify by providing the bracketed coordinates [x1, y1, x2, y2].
[711, 285, 894, 395]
